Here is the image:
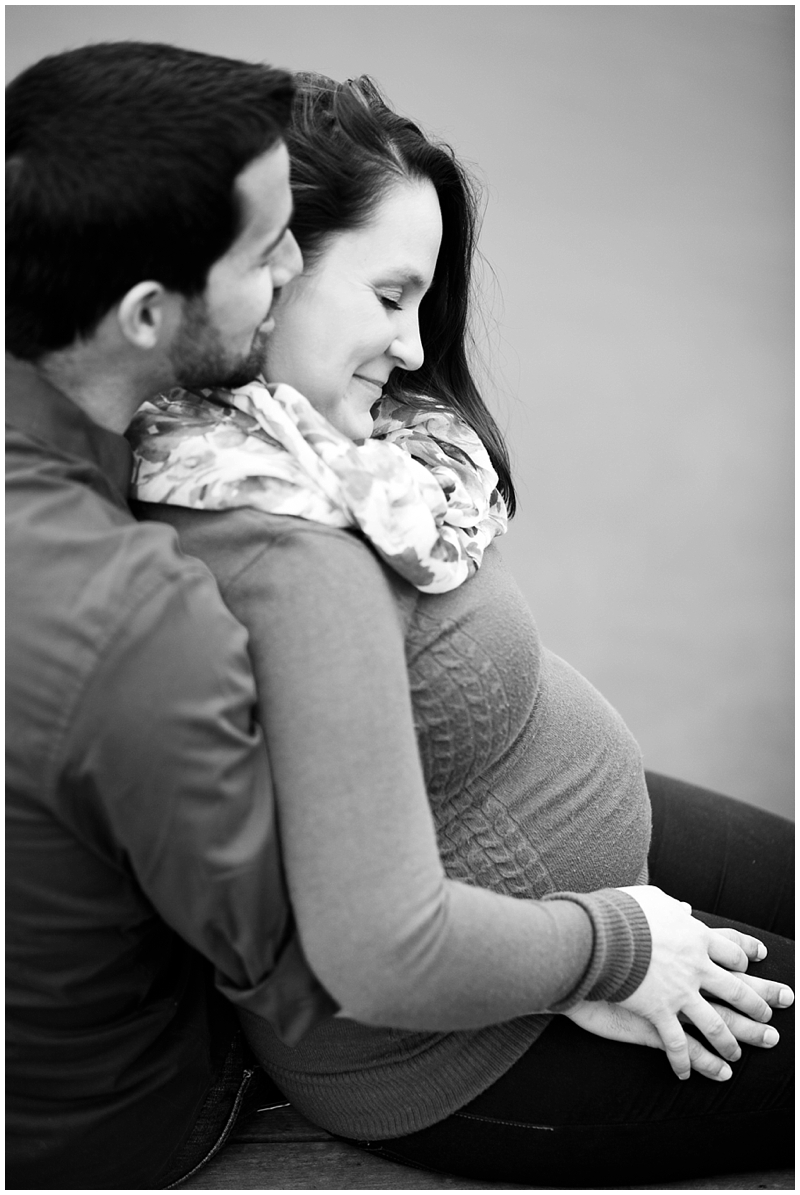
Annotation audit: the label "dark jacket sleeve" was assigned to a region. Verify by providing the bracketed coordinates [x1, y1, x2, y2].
[65, 548, 337, 1044]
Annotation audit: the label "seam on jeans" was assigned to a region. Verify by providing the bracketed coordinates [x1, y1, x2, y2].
[457, 1106, 788, 1131]
[357, 1143, 471, 1179]
[454, 1110, 556, 1131]
[165, 1067, 255, 1189]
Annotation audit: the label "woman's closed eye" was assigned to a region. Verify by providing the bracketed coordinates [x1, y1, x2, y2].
[378, 290, 403, 310]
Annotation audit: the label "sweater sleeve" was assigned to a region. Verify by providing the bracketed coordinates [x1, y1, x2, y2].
[194, 510, 651, 1031]
[542, 888, 652, 1007]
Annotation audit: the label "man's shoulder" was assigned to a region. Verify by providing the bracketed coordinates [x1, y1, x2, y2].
[7, 453, 204, 600]
[6, 455, 256, 808]
[6, 456, 239, 695]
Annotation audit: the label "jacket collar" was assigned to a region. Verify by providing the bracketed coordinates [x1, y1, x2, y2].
[5, 355, 133, 500]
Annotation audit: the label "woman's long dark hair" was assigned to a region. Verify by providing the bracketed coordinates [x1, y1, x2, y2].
[284, 74, 516, 515]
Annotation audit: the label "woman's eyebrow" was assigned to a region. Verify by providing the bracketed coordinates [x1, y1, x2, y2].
[379, 269, 432, 292]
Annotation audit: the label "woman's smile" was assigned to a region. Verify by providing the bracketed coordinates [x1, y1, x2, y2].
[351, 374, 385, 399]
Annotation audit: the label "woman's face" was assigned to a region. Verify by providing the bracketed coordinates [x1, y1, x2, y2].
[263, 178, 443, 441]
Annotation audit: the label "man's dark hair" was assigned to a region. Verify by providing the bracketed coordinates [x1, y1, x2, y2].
[6, 41, 294, 360]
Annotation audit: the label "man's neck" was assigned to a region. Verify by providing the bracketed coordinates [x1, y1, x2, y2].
[37, 345, 171, 435]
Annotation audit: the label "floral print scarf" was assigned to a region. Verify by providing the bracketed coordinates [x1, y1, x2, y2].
[128, 379, 507, 594]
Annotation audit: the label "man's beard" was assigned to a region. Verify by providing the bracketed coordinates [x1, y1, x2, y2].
[170, 296, 269, 391]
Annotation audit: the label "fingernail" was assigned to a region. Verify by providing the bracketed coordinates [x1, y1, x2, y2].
[730, 1047, 742, 1061]
[756, 943, 767, 960]
[678, 1071, 690, 1081]
[763, 1027, 779, 1046]
[778, 989, 794, 1007]
[717, 1064, 732, 1081]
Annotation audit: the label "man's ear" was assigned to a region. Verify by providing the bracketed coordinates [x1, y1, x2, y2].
[116, 281, 176, 349]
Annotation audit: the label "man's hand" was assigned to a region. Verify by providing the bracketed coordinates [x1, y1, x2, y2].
[564, 996, 785, 1082]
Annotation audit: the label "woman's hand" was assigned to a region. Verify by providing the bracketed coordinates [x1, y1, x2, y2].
[564, 997, 785, 1083]
[615, 885, 794, 1081]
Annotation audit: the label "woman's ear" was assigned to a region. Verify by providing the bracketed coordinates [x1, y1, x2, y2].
[116, 281, 174, 349]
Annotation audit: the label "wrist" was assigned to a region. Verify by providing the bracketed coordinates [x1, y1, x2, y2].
[541, 888, 652, 1009]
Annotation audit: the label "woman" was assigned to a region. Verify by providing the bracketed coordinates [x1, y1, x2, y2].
[129, 75, 793, 1187]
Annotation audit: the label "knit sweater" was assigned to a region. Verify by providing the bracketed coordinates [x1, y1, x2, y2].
[134, 502, 652, 1139]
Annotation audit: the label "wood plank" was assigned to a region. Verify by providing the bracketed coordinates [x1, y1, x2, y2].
[182, 1139, 794, 1191]
[233, 1103, 330, 1143]
[230, 1088, 795, 1189]
[212, 1099, 795, 1191]
[179, 1141, 528, 1189]
[634, 1174, 795, 1191]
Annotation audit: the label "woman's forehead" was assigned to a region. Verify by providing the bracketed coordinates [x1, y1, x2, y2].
[324, 180, 442, 276]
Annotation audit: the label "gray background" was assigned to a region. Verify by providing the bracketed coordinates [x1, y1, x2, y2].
[7, 5, 793, 817]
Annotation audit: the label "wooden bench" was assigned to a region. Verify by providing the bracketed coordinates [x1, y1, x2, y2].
[181, 1097, 795, 1190]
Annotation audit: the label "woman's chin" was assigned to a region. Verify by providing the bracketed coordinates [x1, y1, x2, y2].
[340, 411, 376, 443]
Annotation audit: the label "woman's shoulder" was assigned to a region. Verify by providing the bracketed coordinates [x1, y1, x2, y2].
[133, 500, 406, 602]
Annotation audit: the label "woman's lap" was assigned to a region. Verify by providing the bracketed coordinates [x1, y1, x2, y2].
[358, 918, 793, 1187]
[354, 776, 794, 1187]
[646, 770, 794, 937]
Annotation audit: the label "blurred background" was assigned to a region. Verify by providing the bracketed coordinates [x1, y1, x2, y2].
[6, 6, 793, 817]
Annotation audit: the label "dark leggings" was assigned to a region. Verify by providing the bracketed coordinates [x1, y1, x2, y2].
[350, 774, 794, 1188]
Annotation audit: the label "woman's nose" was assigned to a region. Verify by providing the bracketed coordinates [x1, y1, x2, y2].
[390, 315, 424, 372]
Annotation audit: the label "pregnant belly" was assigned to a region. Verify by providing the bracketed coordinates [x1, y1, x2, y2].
[429, 647, 652, 899]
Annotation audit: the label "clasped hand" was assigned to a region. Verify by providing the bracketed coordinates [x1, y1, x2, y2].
[564, 885, 794, 1083]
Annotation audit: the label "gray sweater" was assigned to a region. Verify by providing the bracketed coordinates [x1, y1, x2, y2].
[136, 502, 652, 1138]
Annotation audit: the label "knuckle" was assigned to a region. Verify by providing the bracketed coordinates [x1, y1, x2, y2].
[664, 1034, 686, 1053]
[727, 975, 746, 1001]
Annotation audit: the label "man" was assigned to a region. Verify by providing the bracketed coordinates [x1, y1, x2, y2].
[5, 42, 336, 1188]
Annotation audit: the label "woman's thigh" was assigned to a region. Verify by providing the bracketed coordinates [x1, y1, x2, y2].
[355, 917, 793, 1188]
[646, 771, 794, 937]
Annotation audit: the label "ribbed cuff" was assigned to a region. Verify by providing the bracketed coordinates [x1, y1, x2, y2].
[541, 888, 652, 1009]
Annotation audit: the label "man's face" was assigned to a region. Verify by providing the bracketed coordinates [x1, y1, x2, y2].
[170, 141, 302, 390]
